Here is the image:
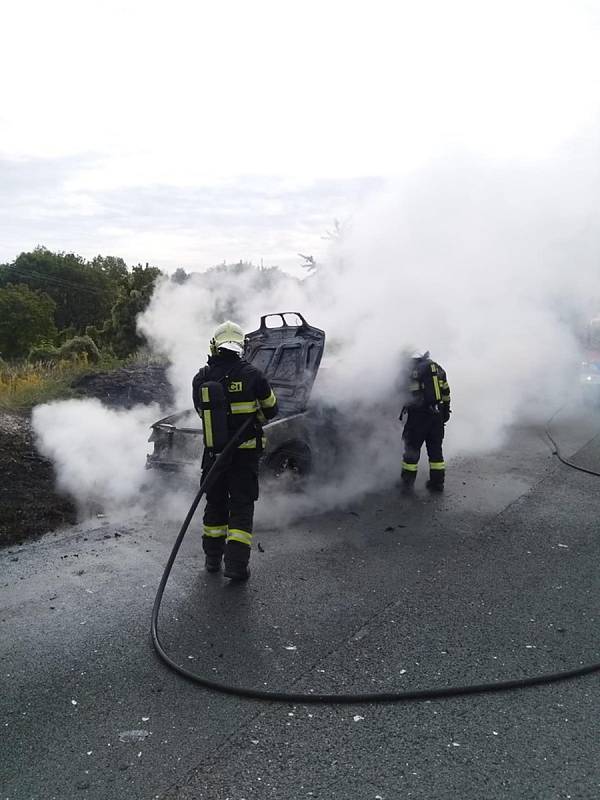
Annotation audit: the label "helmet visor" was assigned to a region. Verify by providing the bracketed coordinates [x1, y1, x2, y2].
[218, 341, 244, 354]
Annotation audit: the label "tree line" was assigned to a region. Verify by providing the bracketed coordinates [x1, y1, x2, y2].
[0, 248, 298, 364]
[0, 247, 161, 361]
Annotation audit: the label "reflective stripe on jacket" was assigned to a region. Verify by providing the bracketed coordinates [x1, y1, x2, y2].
[192, 352, 278, 450]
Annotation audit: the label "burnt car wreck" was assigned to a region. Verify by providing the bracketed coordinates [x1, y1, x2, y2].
[146, 313, 330, 479]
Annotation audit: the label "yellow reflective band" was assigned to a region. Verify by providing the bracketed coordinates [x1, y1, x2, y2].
[203, 525, 227, 538]
[429, 461, 445, 470]
[259, 390, 277, 409]
[238, 436, 267, 449]
[432, 374, 442, 401]
[203, 409, 214, 448]
[201, 386, 214, 447]
[227, 528, 253, 546]
[230, 401, 259, 414]
[402, 462, 418, 472]
[409, 382, 420, 391]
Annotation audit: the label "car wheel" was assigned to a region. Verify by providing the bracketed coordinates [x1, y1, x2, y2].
[265, 443, 312, 483]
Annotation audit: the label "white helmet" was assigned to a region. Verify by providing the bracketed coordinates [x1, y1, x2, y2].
[211, 320, 245, 354]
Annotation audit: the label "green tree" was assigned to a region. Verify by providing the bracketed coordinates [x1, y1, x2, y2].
[90, 254, 129, 284]
[0, 283, 57, 360]
[87, 263, 163, 358]
[171, 267, 189, 284]
[0, 247, 122, 333]
[110, 264, 162, 357]
[129, 263, 162, 291]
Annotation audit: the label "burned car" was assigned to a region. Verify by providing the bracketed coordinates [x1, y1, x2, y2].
[146, 313, 329, 478]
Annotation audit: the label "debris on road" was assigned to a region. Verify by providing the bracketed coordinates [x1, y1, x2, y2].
[118, 730, 150, 743]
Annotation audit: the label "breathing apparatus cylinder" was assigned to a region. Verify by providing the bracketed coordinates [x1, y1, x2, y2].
[200, 381, 230, 453]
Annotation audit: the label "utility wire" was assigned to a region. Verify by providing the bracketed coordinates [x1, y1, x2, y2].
[2, 266, 114, 296]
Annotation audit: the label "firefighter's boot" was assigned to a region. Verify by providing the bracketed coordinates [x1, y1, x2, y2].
[205, 555, 222, 573]
[400, 457, 418, 493]
[202, 531, 226, 572]
[400, 470, 417, 493]
[224, 539, 251, 581]
[426, 473, 445, 492]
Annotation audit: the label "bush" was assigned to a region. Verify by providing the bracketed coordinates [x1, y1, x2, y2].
[57, 326, 77, 344]
[28, 344, 59, 364]
[59, 335, 100, 364]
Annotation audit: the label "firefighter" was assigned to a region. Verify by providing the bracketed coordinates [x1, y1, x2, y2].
[192, 321, 278, 580]
[400, 350, 451, 492]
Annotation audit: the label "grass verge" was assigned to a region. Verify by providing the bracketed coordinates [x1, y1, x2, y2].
[0, 355, 122, 410]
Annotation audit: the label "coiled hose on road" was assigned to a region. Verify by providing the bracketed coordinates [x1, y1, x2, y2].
[151, 412, 600, 703]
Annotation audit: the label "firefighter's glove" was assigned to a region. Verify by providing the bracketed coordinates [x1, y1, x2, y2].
[442, 406, 451, 423]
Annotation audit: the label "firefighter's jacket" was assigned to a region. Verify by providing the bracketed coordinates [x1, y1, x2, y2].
[192, 352, 278, 450]
[406, 358, 451, 420]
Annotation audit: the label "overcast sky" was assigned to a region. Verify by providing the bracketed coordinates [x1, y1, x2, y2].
[1, 0, 599, 274]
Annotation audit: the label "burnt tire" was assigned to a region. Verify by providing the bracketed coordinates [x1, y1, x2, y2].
[264, 442, 312, 483]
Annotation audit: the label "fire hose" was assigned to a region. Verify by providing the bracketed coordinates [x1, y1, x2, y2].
[151, 413, 600, 703]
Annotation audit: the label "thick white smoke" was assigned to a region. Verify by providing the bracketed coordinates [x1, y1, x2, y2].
[32, 400, 161, 516]
[137, 268, 310, 409]
[308, 149, 600, 457]
[90, 143, 598, 526]
[141, 147, 600, 431]
[32, 142, 600, 525]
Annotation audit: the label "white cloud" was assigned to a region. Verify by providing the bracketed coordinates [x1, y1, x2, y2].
[0, 163, 380, 271]
[2, 0, 600, 273]
[2, 0, 599, 177]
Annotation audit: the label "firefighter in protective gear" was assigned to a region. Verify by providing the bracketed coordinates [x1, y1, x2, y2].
[400, 351, 451, 492]
[192, 321, 278, 580]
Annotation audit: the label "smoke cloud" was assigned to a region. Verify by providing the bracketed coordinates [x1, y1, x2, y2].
[32, 400, 161, 515]
[309, 148, 600, 457]
[32, 141, 600, 526]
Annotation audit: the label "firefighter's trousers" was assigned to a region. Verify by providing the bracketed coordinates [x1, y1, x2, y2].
[401, 410, 445, 487]
[201, 449, 260, 565]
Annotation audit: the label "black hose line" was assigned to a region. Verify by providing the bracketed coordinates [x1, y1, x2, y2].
[151, 413, 600, 703]
[543, 403, 600, 477]
[545, 427, 600, 476]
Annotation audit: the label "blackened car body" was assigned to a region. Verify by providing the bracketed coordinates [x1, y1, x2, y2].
[146, 313, 330, 479]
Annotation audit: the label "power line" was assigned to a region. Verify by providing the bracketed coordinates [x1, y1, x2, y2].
[1, 265, 118, 296]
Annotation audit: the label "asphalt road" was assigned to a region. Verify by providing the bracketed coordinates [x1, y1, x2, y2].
[1, 409, 599, 800]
